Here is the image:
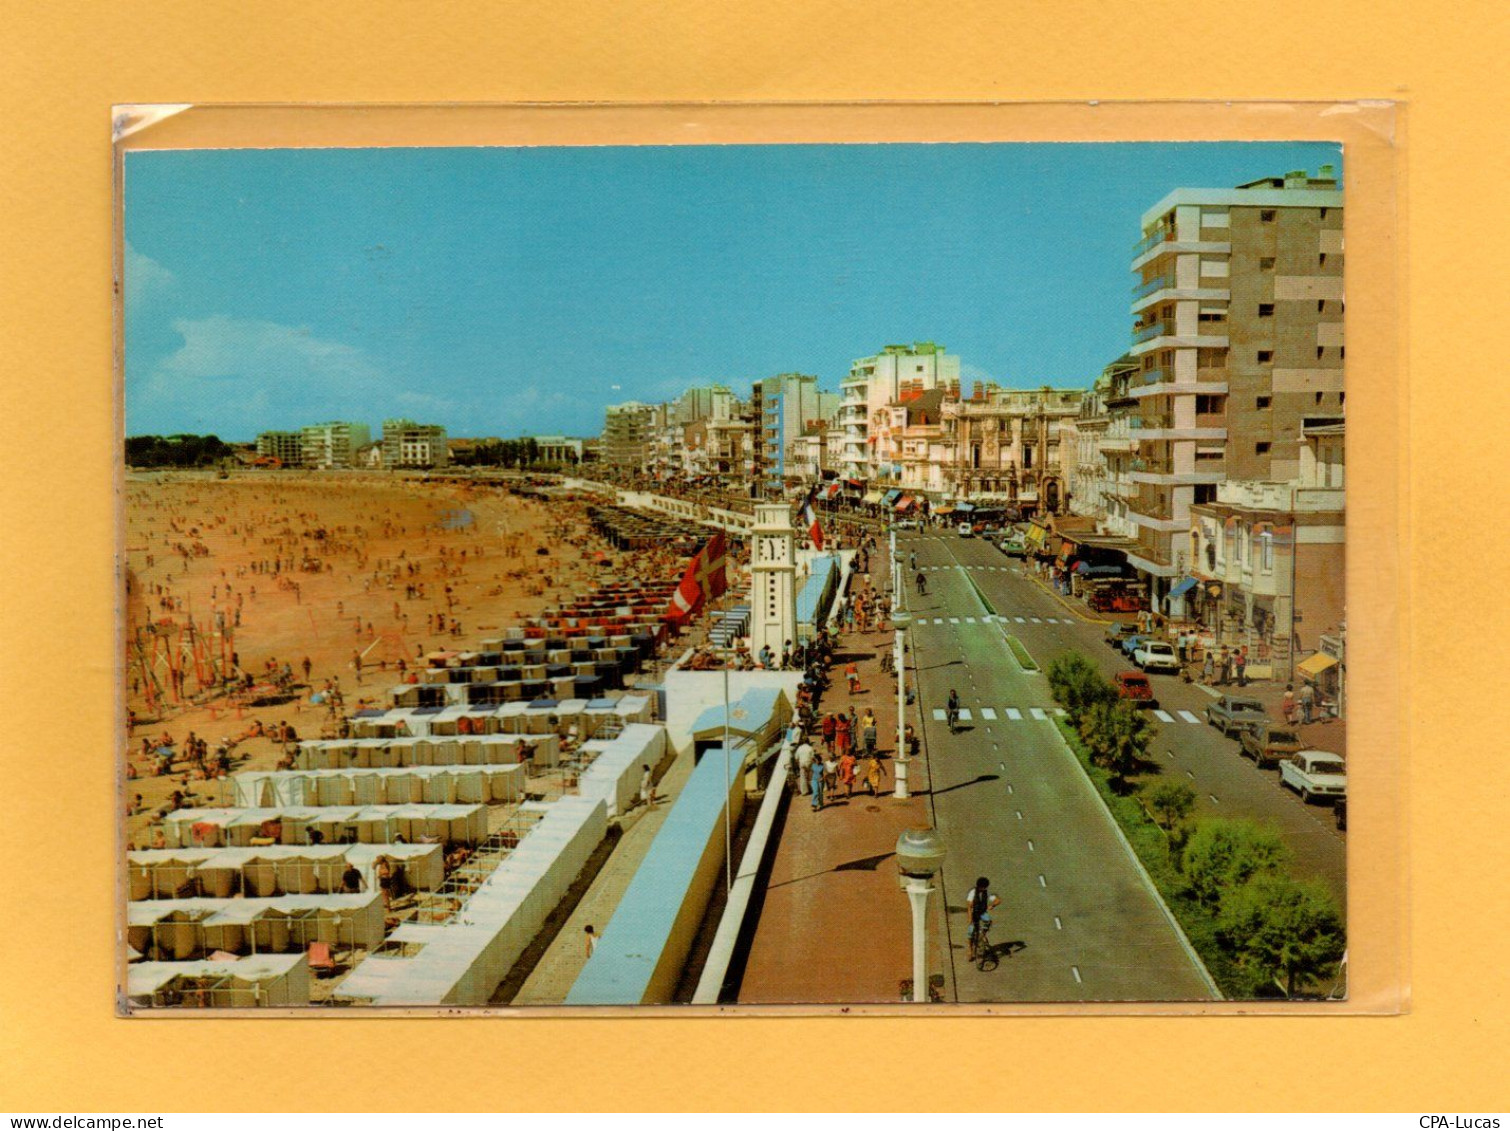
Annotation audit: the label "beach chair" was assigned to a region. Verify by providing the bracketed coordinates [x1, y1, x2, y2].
[308, 940, 338, 978]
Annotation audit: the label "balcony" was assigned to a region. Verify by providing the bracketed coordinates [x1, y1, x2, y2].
[1133, 320, 1173, 344]
[1133, 229, 1173, 258]
[1132, 274, 1174, 301]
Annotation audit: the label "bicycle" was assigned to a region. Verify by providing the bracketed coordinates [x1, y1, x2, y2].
[969, 914, 998, 971]
[946, 705, 959, 734]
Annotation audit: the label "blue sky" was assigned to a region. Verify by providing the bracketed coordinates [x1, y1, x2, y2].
[124, 141, 1340, 440]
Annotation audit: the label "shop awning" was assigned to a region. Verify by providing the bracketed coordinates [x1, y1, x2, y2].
[895, 494, 915, 512]
[1169, 577, 1199, 598]
[1297, 652, 1339, 677]
[935, 505, 955, 516]
[862, 490, 884, 504]
[881, 489, 902, 506]
[824, 482, 842, 499]
[954, 501, 976, 513]
[1025, 525, 1047, 549]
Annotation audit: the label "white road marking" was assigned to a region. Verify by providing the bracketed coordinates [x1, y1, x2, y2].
[1053, 708, 1067, 717]
[1185, 770, 1196, 779]
[1209, 794, 1220, 804]
[1071, 965, 1083, 984]
[1015, 810, 1023, 820]
[931, 709, 946, 721]
[1178, 710, 1202, 724]
[1153, 709, 1174, 722]
[1030, 617, 1043, 623]
[1038, 874, 1047, 888]
[1027, 839, 1035, 852]
[980, 707, 997, 720]
[949, 617, 960, 624]
[958, 708, 973, 721]
[1014, 616, 1026, 623]
[1005, 708, 1023, 720]
[933, 617, 944, 625]
[1030, 707, 1047, 720]
[1054, 916, 1063, 930]
[964, 616, 977, 624]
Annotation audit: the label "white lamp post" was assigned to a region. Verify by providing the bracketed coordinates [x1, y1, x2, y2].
[895, 827, 947, 1003]
[891, 611, 912, 799]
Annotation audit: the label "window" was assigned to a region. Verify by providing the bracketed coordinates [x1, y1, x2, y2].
[1340, 390, 1346, 405]
[1340, 347, 1346, 360]
[1257, 395, 1272, 409]
[1260, 257, 1275, 270]
[1199, 311, 1226, 323]
[1194, 484, 1217, 504]
[1318, 299, 1327, 313]
[1319, 253, 1328, 267]
[1261, 533, 1274, 571]
[1256, 441, 1271, 454]
[1261, 209, 1276, 222]
[1257, 349, 1274, 363]
[1258, 303, 1275, 317]
[1196, 394, 1225, 413]
[1315, 391, 1324, 404]
[1321, 208, 1329, 219]
[1317, 346, 1325, 359]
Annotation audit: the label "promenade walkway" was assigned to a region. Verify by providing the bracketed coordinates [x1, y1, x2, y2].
[736, 540, 947, 1005]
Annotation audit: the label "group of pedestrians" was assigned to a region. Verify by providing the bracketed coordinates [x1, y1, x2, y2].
[1199, 644, 1251, 687]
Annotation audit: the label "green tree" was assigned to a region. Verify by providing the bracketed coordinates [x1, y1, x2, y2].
[1216, 875, 1346, 998]
[1047, 651, 1115, 724]
[1078, 699, 1155, 790]
[1180, 818, 1291, 910]
[1144, 779, 1197, 854]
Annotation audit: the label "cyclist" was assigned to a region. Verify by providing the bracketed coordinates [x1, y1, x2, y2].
[964, 876, 1002, 962]
[908, 550, 917, 572]
[916, 571, 927, 596]
[946, 688, 961, 733]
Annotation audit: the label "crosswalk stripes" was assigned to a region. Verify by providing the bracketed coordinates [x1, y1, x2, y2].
[957, 708, 973, 722]
[1053, 708, 1067, 717]
[931, 708, 946, 721]
[1005, 708, 1023, 720]
[1153, 709, 1174, 722]
[1029, 707, 1048, 720]
[979, 707, 997, 720]
[1014, 616, 1026, 623]
[1030, 617, 1042, 623]
[1177, 710, 1202, 724]
[933, 617, 944, 624]
[949, 617, 960, 624]
[964, 616, 977, 624]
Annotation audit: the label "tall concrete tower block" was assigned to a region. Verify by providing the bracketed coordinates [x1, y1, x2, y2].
[750, 502, 798, 661]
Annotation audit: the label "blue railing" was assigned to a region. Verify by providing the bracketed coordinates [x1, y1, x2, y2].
[1132, 229, 1173, 257]
[1131, 275, 1173, 301]
[1133, 321, 1172, 344]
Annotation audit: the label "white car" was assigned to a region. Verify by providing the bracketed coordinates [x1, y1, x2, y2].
[957, 522, 974, 537]
[1132, 640, 1179, 673]
[1279, 750, 1347, 804]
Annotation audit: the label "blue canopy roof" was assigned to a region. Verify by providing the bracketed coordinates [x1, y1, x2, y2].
[1170, 577, 1200, 598]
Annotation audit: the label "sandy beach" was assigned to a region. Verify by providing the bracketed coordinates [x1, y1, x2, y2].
[121, 470, 662, 849]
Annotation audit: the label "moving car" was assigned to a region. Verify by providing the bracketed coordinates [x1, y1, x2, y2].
[1279, 749, 1347, 804]
[1104, 621, 1140, 649]
[1239, 722, 1305, 768]
[957, 522, 974, 537]
[1114, 670, 1156, 708]
[894, 517, 921, 530]
[1132, 640, 1179, 673]
[1205, 694, 1268, 736]
[998, 534, 1028, 558]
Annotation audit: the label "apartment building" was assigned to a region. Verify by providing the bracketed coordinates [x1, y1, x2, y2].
[940, 385, 1082, 512]
[601, 401, 657, 470]
[255, 430, 303, 466]
[1127, 165, 1343, 608]
[380, 419, 450, 468]
[1188, 421, 1345, 678]
[300, 421, 371, 469]
[750, 373, 838, 492]
[838, 342, 960, 481]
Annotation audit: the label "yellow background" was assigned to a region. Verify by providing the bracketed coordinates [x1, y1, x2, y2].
[1, 0, 1504, 1112]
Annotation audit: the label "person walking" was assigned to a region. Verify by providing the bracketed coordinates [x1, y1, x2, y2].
[794, 737, 815, 795]
[863, 752, 884, 796]
[1300, 681, 1316, 724]
[822, 751, 839, 799]
[1235, 646, 1248, 687]
[862, 716, 878, 759]
[839, 750, 857, 798]
[1218, 647, 1231, 686]
[821, 712, 837, 754]
[1281, 684, 1297, 726]
[1201, 648, 1214, 684]
[835, 712, 852, 759]
[639, 764, 656, 809]
[846, 661, 860, 696]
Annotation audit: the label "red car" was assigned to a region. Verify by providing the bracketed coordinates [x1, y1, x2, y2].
[1114, 670, 1157, 709]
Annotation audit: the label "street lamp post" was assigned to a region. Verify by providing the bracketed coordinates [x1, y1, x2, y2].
[895, 827, 947, 1003]
[891, 611, 912, 799]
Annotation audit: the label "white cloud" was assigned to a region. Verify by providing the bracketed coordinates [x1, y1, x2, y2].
[123, 242, 176, 309]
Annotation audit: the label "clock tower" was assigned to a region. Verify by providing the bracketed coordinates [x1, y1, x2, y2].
[750, 502, 797, 661]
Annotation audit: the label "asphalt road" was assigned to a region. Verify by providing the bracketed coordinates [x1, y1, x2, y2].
[898, 531, 1219, 1003]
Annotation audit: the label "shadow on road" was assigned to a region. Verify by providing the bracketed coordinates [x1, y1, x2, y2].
[927, 772, 999, 797]
[767, 850, 897, 890]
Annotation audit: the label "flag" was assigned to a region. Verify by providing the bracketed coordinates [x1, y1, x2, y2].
[801, 489, 825, 551]
[667, 532, 728, 622]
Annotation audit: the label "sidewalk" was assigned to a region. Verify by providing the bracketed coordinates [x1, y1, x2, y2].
[736, 544, 944, 1004]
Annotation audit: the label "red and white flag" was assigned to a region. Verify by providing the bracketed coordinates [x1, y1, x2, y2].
[667, 532, 729, 622]
[800, 490, 825, 552]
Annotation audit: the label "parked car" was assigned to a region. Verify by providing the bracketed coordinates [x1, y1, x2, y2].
[1104, 621, 1141, 649]
[1114, 670, 1156, 708]
[1279, 749, 1347, 804]
[957, 522, 974, 537]
[1133, 640, 1179, 673]
[1239, 722, 1305, 767]
[894, 517, 921, 530]
[998, 534, 1028, 558]
[1120, 634, 1149, 659]
[1205, 694, 1268, 736]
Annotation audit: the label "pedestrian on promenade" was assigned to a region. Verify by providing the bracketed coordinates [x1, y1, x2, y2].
[909, 550, 917, 572]
[584, 924, 599, 958]
[863, 752, 884, 796]
[1176, 632, 1189, 666]
[839, 750, 857, 797]
[352, 649, 364, 684]
[1217, 647, 1231, 685]
[1300, 681, 1316, 724]
[835, 713, 852, 758]
[822, 712, 836, 753]
[1202, 649, 1214, 684]
[822, 752, 839, 798]
[810, 756, 825, 810]
[905, 723, 920, 763]
[846, 661, 860, 696]
[862, 717, 878, 759]
[795, 738, 814, 795]
[1282, 684, 1297, 725]
[1235, 646, 1248, 687]
[639, 764, 656, 808]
